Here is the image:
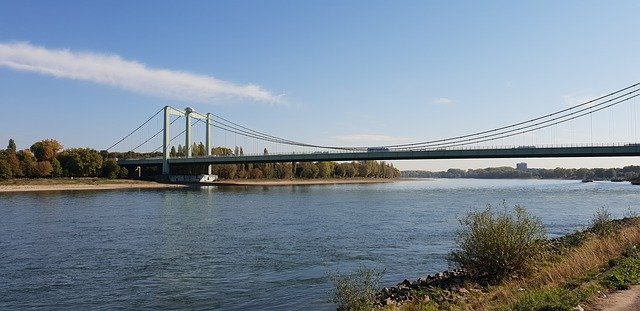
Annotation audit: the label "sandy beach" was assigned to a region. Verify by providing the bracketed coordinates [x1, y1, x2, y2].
[0, 179, 187, 193]
[0, 178, 398, 192]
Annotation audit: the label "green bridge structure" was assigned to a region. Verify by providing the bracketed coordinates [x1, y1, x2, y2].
[112, 83, 640, 175]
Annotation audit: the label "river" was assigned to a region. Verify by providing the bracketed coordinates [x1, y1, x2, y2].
[1, 179, 638, 310]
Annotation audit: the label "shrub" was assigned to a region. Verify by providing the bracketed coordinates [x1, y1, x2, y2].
[449, 203, 547, 283]
[591, 207, 617, 236]
[329, 266, 383, 311]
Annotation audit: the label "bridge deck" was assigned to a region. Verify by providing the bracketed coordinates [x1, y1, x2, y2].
[117, 145, 640, 166]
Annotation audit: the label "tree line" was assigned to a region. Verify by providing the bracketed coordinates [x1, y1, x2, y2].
[0, 139, 128, 180]
[402, 165, 640, 180]
[0, 138, 401, 180]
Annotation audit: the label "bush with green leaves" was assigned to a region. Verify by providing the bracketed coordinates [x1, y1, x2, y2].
[449, 203, 547, 283]
[591, 207, 617, 236]
[329, 266, 383, 311]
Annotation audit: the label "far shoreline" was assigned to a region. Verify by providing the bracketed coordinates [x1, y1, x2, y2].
[211, 178, 397, 186]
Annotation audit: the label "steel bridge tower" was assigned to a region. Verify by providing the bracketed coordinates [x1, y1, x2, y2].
[162, 106, 212, 175]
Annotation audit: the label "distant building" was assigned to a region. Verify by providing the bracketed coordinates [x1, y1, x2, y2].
[516, 162, 528, 171]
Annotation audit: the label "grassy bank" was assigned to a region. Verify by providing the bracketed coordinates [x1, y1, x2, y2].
[331, 208, 640, 311]
[389, 217, 640, 311]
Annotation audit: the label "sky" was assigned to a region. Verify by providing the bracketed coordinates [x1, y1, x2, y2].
[1, 1, 640, 171]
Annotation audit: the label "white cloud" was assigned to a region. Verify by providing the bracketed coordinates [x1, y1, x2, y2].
[432, 97, 454, 105]
[333, 134, 411, 145]
[0, 42, 281, 104]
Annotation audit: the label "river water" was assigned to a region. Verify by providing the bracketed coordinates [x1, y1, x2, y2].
[1, 179, 638, 310]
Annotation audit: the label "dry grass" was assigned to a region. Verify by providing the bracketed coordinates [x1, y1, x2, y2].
[391, 218, 640, 311]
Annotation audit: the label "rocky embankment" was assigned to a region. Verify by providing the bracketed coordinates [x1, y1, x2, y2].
[375, 268, 475, 307]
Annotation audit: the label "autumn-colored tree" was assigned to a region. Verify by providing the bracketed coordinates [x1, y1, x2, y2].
[30, 139, 62, 162]
[33, 161, 53, 177]
[249, 167, 263, 179]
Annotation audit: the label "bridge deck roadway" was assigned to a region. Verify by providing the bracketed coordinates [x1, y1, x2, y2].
[117, 145, 640, 167]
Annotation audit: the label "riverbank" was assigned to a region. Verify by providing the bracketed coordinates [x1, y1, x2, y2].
[0, 178, 187, 193]
[212, 178, 397, 186]
[373, 217, 640, 311]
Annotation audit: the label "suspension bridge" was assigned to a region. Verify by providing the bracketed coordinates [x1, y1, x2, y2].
[111, 83, 640, 175]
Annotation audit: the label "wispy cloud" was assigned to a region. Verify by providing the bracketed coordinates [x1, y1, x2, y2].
[333, 134, 411, 145]
[0, 42, 281, 104]
[432, 97, 455, 105]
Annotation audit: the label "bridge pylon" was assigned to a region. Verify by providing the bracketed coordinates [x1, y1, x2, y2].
[162, 106, 212, 175]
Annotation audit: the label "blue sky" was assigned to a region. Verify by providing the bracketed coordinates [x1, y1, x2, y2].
[1, 1, 639, 170]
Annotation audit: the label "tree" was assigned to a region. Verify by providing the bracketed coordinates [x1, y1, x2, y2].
[51, 157, 63, 177]
[30, 139, 62, 162]
[274, 163, 293, 179]
[299, 162, 319, 179]
[0, 158, 11, 179]
[33, 161, 53, 177]
[170, 146, 176, 157]
[101, 159, 121, 179]
[5, 152, 21, 177]
[7, 139, 16, 153]
[234, 146, 240, 156]
[197, 142, 206, 156]
[57, 148, 103, 177]
[239, 147, 244, 156]
[263, 148, 269, 155]
[249, 167, 263, 179]
[17, 149, 36, 177]
[318, 161, 334, 178]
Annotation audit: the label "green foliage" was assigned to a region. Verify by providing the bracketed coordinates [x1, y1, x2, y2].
[329, 267, 383, 311]
[51, 157, 63, 177]
[101, 159, 124, 179]
[449, 203, 547, 283]
[591, 207, 617, 236]
[506, 287, 589, 311]
[600, 253, 640, 290]
[17, 149, 36, 177]
[0, 157, 11, 179]
[57, 148, 103, 177]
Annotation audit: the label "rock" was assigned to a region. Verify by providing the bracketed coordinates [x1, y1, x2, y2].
[417, 277, 429, 285]
[573, 305, 584, 311]
[458, 287, 469, 294]
[384, 297, 395, 306]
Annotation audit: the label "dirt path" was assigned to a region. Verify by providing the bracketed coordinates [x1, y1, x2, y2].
[590, 285, 640, 311]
